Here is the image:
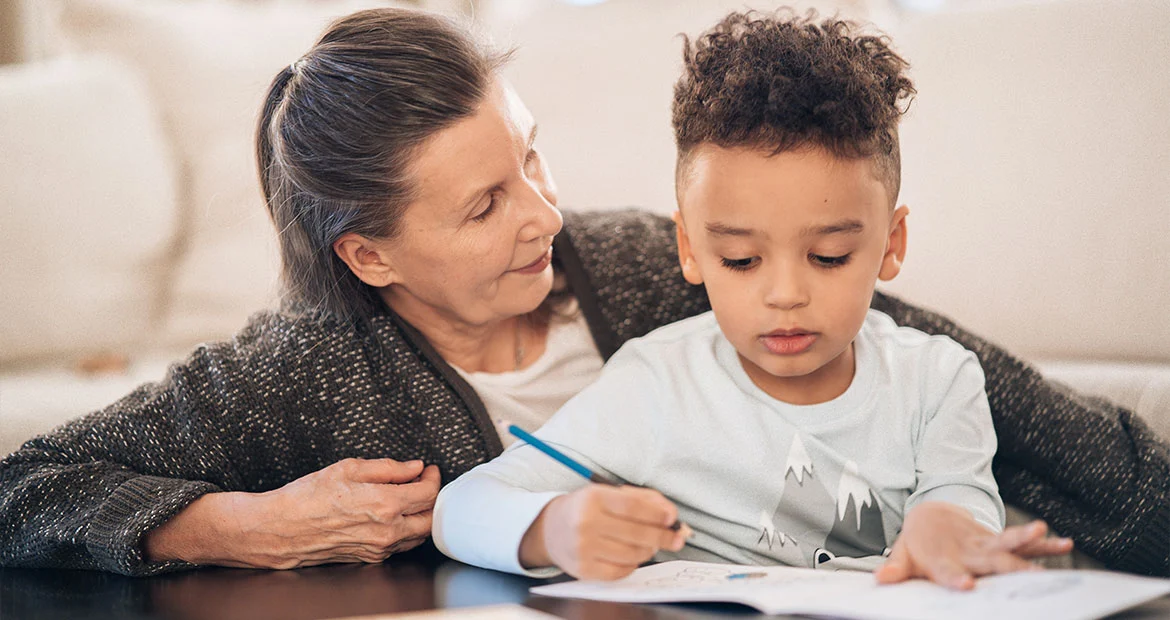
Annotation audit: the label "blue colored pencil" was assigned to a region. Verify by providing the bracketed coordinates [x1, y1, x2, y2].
[507, 424, 683, 531]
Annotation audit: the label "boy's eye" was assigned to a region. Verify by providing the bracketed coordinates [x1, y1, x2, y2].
[720, 256, 759, 272]
[810, 253, 851, 268]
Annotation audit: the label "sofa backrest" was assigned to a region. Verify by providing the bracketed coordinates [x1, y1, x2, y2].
[489, 0, 1170, 363]
[0, 56, 178, 365]
[887, 0, 1170, 362]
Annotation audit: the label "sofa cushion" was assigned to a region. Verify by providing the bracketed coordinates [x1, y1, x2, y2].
[55, 0, 413, 346]
[885, 0, 1170, 362]
[0, 56, 178, 365]
[1037, 360, 1170, 443]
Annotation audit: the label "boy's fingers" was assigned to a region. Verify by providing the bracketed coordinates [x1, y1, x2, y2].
[875, 555, 913, 584]
[924, 558, 975, 590]
[965, 550, 1038, 576]
[582, 557, 641, 581]
[590, 535, 657, 569]
[988, 521, 1047, 551]
[600, 486, 677, 527]
[597, 515, 679, 550]
[1014, 536, 1074, 558]
[879, 545, 912, 584]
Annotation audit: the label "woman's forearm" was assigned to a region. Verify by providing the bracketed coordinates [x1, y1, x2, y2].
[142, 492, 264, 567]
[145, 459, 439, 570]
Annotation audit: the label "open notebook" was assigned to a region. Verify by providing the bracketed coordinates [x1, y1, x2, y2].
[530, 561, 1170, 620]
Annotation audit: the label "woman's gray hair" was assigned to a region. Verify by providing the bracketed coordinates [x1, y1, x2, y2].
[257, 8, 510, 327]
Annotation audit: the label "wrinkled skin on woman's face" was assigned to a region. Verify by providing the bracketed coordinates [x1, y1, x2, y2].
[352, 79, 563, 330]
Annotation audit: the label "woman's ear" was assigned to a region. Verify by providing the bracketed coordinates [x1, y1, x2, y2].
[333, 233, 400, 287]
[878, 205, 910, 282]
[672, 211, 704, 285]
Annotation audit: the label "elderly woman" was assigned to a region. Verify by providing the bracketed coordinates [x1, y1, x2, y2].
[0, 8, 1166, 577]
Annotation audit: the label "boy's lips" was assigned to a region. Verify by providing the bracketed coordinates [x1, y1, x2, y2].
[760, 329, 818, 355]
[510, 247, 553, 275]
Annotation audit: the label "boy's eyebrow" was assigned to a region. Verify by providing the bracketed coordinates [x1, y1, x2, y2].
[802, 220, 865, 237]
[705, 222, 756, 237]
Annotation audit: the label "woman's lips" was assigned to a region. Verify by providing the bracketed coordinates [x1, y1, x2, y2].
[760, 331, 817, 355]
[510, 247, 553, 275]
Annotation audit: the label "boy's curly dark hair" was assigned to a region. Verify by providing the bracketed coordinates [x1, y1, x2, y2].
[672, 10, 915, 203]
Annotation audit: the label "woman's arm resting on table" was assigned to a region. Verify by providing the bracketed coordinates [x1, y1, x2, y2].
[143, 458, 439, 569]
[0, 322, 442, 575]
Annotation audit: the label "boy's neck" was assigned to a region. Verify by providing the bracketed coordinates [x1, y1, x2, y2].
[738, 342, 856, 406]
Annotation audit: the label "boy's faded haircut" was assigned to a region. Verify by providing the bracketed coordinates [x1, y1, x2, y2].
[672, 10, 916, 205]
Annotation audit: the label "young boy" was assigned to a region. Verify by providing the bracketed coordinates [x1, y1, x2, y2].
[433, 10, 1071, 590]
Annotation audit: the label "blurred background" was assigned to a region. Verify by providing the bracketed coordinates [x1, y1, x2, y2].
[1, 0, 1168, 454]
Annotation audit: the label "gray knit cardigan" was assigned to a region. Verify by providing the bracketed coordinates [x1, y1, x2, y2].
[1, 209, 1167, 576]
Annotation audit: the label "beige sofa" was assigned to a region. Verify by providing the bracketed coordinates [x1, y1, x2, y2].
[1, 0, 1167, 479]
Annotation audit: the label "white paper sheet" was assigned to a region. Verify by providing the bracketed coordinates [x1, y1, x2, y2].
[530, 561, 1170, 620]
[329, 604, 559, 620]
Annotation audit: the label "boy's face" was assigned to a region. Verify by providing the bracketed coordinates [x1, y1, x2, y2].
[674, 145, 908, 404]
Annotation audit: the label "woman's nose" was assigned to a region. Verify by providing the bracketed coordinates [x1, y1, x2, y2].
[517, 180, 563, 242]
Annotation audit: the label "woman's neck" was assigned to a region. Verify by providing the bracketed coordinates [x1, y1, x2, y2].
[381, 290, 544, 374]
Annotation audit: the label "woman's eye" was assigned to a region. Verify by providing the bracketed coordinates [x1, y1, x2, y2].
[471, 194, 498, 223]
[811, 253, 851, 268]
[720, 257, 759, 272]
[523, 149, 540, 174]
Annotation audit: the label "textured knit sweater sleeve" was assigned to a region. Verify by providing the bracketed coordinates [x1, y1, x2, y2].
[0, 342, 261, 574]
[0, 310, 499, 576]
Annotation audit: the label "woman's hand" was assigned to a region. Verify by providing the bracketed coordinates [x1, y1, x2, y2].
[518, 484, 689, 580]
[144, 458, 440, 569]
[875, 501, 1074, 590]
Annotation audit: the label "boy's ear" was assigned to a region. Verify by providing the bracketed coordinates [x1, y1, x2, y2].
[672, 211, 704, 285]
[333, 233, 401, 288]
[878, 205, 910, 282]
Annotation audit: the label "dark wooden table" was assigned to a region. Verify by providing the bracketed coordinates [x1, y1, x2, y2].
[4, 546, 1169, 620]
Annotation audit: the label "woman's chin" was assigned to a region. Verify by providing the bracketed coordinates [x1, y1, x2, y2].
[512, 272, 556, 315]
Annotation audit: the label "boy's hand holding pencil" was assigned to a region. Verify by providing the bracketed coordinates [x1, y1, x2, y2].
[509, 425, 692, 580]
[520, 485, 690, 580]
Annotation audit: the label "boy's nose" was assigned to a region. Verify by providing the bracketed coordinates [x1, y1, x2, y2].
[763, 267, 810, 311]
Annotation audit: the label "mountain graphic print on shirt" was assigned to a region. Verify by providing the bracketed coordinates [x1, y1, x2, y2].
[759, 434, 890, 569]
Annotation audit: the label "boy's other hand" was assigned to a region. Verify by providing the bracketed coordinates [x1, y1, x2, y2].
[521, 484, 688, 580]
[875, 501, 1074, 590]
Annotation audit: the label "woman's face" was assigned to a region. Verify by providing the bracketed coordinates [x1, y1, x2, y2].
[367, 80, 563, 329]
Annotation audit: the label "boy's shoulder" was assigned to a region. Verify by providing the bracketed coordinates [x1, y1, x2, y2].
[604, 311, 723, 372]
[619, 310, 721, 350]
[863, 308, 981, 377]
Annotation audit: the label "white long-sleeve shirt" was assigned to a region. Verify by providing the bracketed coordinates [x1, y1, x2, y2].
[434, 310, 1004, 576]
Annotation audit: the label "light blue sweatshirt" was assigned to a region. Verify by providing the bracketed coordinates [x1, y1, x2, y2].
[434, 310, 1004, 576]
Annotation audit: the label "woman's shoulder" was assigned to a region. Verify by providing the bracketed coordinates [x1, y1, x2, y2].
[175, 307, 392, 377]
[557, 207, 710, 358]
[561, 207, 672, 247]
